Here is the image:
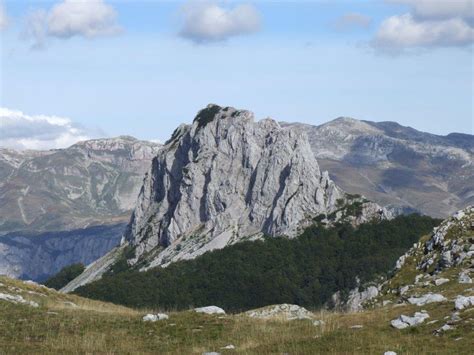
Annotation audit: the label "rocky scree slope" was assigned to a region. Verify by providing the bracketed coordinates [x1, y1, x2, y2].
[283, 118, 473, 217]
[63, 105, 389, 292]
[0, 136, 161, 234]
[355, 206, 474, 337]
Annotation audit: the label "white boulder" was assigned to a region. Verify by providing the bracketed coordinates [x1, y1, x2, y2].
[194, 306, 226, 315]
[407, 293, 446, 306]
[143, 313, 169, 322]
[244, 304, 314, 320]
[391, 311, 429, 329]
[458, 271, 472, 284]
[434, 278, 449, 286]
[454, 295, 474, 310]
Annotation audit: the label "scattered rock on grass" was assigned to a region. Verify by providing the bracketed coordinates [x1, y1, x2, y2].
[391, 311, 430, 329]
[407, 293, 446, 306]
[458, 271, 472, 284]
[0, 292, 39, 307]
[454, 295, 474, 310]
[221, 345, 235, 349]
[195, 306, 226, 315]
[143, 313, 169, 322]
[244, 304, 314, 320]
[434, 324, 453, 336]
[434, 278, 449, 286]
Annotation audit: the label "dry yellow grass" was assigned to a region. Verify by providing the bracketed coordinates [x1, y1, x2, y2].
[0, 275, 473, 354]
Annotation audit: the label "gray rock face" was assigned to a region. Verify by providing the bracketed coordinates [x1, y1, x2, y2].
[0, 136, 161, 234]
[330, 286, 379, 312]
[282, 118, 474, 218]
[0, 224, 124, 281]
[124, 105, 387, 269]
[407, 293, 447, 306]
[390, 311, 430, 329]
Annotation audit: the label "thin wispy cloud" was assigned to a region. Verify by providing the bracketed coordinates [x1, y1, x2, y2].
[334, 13, 371, 31]
[373, 0, 474, 52]
[22, 0, 122, 49]
[0, 108, 100, 150]
[179, 2, 261, 44]
[0, 2, 9, 31]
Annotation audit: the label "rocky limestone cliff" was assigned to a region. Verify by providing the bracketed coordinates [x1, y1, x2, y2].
[62, 105, 389, 292]
[124, 105, 389, 269]
[283, 118, 473, 217]
[0, 136, 161, 234]
[0, 224, 124, 281]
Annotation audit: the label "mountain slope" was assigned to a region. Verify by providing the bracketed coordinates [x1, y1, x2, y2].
[0, 136, 161, 234]
[74, 214, 438, 312]
[63, 105, 389, 291]
[282, 118, 473, 217]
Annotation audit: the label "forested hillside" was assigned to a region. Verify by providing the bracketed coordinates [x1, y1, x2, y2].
[75, 215, 439, 311]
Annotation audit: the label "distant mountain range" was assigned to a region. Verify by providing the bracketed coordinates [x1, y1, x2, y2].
[0, 136, 160, 280]
[283, 118, 473, 217]
[0, 107, 472, 282]
[0, 136, 161, 234]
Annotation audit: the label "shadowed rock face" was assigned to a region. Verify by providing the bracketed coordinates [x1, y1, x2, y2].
[0, 224, 125, 281]
[124, 105, 387, 269]
[282, 118, 473, 217]
[0, 136, 161, 234]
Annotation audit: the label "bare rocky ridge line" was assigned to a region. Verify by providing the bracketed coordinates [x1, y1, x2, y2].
[0, 136, 161, 234]
[282, 118, 473, 217]
[63, 105, 390, 291]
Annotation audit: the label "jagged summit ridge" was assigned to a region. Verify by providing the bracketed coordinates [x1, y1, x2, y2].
[124, 104, 385, 268]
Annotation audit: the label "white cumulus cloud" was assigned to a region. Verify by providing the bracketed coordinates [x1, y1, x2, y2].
[373, 0, 474, 51]
[374, 13, 474, 49]
[390, 0, 474, 20]
[0, 2, 9, 31]
[179, 2, 261, 43]
[23, 0, 121, 49]
[0, 108, 99, 150]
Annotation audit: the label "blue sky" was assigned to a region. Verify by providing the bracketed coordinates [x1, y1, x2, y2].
[0, 0, 473, 149]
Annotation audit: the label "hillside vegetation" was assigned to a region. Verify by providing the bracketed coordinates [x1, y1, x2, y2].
[75, 215, 439, 312]
[1, 272, 472, 354]
[44, 263, 85, 290]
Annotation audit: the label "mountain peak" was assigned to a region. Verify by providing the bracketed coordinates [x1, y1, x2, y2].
[119, 105, 389, 270]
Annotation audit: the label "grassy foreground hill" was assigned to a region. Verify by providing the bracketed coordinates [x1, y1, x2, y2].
[0, 275, 472, 354]
[1, 208, 473, 353]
